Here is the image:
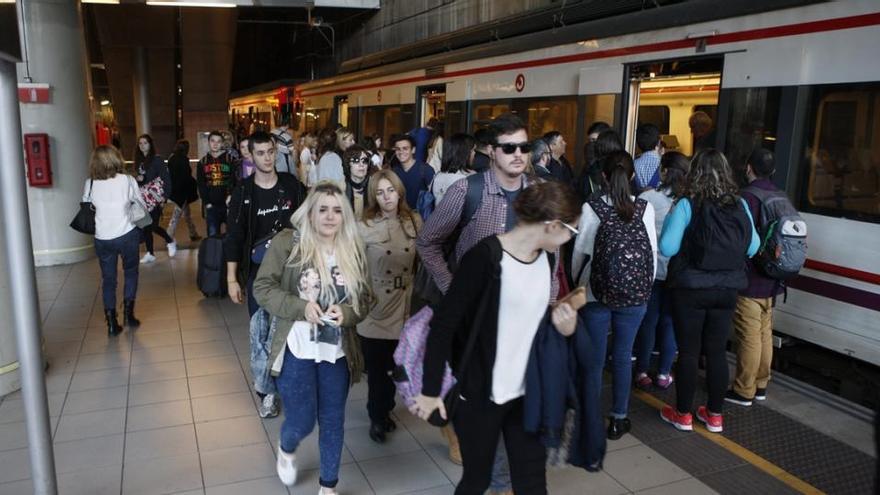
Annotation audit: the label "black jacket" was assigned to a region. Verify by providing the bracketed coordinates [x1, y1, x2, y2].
[137, 155, 172, 199]
[224, 173, 306, 282]
[167, 152, 198, 206]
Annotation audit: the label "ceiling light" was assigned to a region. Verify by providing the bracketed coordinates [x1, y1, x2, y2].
[146, 1, 237, 7]
[100, 100, 111, 106]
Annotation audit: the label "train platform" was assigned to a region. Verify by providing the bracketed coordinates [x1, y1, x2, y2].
[0, 246, 876, 495]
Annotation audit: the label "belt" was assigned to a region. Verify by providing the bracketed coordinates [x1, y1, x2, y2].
[372, 275, 410, 289]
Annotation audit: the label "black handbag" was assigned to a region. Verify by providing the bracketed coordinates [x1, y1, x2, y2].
[70, 180, 96, 235]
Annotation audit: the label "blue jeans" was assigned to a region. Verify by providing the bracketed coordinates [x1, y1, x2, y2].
[205, 202, 227, 237]
[246, 265, 259, 317]
[275, 348, 349, 488]
[635, 281, 677, 376]
[94, 228, 140, 311]
[582, 302, 647, 419]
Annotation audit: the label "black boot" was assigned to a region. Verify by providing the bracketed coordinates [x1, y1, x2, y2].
[123, 300, 140, 328]
[607, 417, 631, 440]
[369, 422, 387, 444]
[105, 309, 122, 336]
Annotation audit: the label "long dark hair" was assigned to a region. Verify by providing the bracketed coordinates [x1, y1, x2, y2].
[317, 128, 337, 158]
[684, 149, 740, 207]
[134, 134, 156, 166]
[601, 150, 636, 222]
[441, 133, 474, 174]
[172, 139, 190, 157]
[659, 151, 690, 199]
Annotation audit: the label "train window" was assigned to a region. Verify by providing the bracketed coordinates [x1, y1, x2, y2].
[445, 101, 467, 136]
[800, 82, 880, 222]
[304, 108, 330, 134]
[361, 107, 383, 141]
[724, 87, 782, 185]
[584, 94, 618, 130]
[511, 97, 578, 147]
[472, 100, 511, 130]
[637, 106, 670, 134]
[384, 107, 402, 145]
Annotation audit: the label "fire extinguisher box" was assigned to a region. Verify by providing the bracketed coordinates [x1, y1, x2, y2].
[24, 133, 52, 187]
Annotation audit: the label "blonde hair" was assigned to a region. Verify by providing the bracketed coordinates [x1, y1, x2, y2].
[89, 145, 126, 180]
[362, 169, 419, 231]
[287, 181, 370, 314]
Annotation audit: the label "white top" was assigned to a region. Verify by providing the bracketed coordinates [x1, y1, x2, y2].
[286, 254, 347, 364]
[370, 152, 382, 169]
[315, 151, 345, 189]
[492, 250, 550, 405]
[638, 188, 674, 281]
[300, 148, 314, 186]
[427, 136, 443, 173]
[83, 175, 138, 241]
[431, 171, 471, 205]
[571, 195, 658, 303]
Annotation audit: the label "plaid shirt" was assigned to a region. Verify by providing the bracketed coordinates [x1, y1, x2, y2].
[416, 170, 559, 299]
[634, 150, 661, 191]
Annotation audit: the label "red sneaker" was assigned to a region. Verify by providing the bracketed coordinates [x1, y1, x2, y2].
[696, 406, 723, 433]
[660, 405, 693, 431]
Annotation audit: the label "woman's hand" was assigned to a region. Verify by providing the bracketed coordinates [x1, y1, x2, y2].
[227, 281, 243, 304]
[551, 302, 578, 336]
[304, 301, 324, 324]
[325, 304, 344, 327]
[411, 394, 446, 422]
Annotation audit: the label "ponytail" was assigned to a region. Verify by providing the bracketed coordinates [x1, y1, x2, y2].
[602, 150, 636, 222]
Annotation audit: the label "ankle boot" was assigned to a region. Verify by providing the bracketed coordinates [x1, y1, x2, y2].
[123, 300, 140, 327]
[105, 309, 122, 336]
[441, 424, 462, 465]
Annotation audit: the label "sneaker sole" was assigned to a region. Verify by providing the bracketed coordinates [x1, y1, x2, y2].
[659, 410, 693, 431]
[723, 397, 753, 407]
[754, 396, 766, 401]
[697, 414, 723, 433]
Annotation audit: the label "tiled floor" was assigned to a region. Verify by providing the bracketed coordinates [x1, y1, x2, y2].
[0, 248, 719, 495]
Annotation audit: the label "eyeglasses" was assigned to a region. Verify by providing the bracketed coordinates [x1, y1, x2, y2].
[545, 220, 579, 235]
[496, 142, 533, 154]
[349, 156, 370, 164]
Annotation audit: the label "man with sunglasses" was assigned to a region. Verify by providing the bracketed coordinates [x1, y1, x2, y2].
[417, 112, 560, 495]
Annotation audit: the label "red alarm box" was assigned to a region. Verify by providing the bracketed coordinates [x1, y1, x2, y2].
[24, 133, 52, 187]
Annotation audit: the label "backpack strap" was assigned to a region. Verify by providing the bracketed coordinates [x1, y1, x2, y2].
[588, 197, 611, 222]
[460, 172, 485, 227]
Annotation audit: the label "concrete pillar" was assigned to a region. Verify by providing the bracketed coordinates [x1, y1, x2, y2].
[133, 45, 151, 135]
[0, 225, 18, 398]
[17, 0, 95, 266]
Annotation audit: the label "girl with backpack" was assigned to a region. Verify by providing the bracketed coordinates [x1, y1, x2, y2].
[571, 150, 657, 441]
[634, 152, 690, 391]
[658, 149, 759, 434]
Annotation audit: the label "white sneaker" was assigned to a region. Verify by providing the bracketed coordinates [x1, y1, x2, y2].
[139, 253, 156, 264]
[167, 241, 177, 258]
[259, 394, 280, 418]
[276, 445, 297, 486]
[319, 488, 338, 495]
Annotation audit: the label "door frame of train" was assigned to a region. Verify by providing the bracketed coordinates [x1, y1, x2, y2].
[333, 95, 349, 130]
[416, 84, 447, 129]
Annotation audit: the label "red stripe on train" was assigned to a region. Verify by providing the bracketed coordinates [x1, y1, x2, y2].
[804, 259, 880, 286]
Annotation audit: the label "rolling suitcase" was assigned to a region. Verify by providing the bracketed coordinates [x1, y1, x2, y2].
[197, 236, 227, 297]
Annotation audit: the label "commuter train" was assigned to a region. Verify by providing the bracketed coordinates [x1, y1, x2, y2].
[230, 1, 880, 373]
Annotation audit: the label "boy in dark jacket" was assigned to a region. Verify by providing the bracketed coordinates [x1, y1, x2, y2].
[197, 130, 235, 236]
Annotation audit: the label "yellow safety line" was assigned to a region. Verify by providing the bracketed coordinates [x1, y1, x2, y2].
[632, 389, 826, 495]
[0, 360, 20, 375]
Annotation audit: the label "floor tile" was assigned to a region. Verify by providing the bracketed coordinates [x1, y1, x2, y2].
[635, 477, 719, 494]
[344, 424, 422, 462]
[204, 476, 288, 495]
[186, 356, 243, 377]
[0, 422, 29, 452]
[200, 442, 277, 487]
[359, 450, 449, 495]
[125, 424, 199, 462]
[63, 385, 128, 415]
[195, 416, 268, 452]
[192, 392, 256, 423]
[73, 352, 131, 373]
[0, 478, 33, 494]
[181, 327, 231, 345]
[130, 360, 188, 384]
[54, 434, 124, 474]
[128, 378, 190, 406]
[188, 372, 249, 398]
[404, 486, 455, 495]
[602, 444, 691, 492]
[131, 344, 185, 366]
[121, 452, 203, 495]
[131, 331, 182, 350]
[54, 408, 126, 442]
[0, 448, 31, 484]
[289, 462, 373, 495]
[0, 395, 66, 424]
[184, 340, 236, 359]
[57, 464, 122, 495]
[68, 368, 129, 393]
[126, 399, 193, 432]
[129, 318, 181, 334]
[547, 466, 630, 495]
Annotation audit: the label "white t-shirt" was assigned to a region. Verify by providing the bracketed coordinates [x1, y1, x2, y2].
[638, 188, 674, 281]
[299, 148, 314, 186]
[286, 254, 349, 364]
[492, 250, 550, 405]
[83, 174, 138, 241]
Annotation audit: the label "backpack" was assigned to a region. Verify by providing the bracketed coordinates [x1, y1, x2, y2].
[743, 186, 807, 280]
[588, 198, 653, 308]
[685, 198, 751, 271]
[416, 176, 436, 221]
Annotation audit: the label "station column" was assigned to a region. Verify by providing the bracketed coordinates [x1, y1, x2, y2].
[17, 0, 95, 266]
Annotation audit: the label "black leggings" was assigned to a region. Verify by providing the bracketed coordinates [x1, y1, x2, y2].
[670, 288, 737, 414]
[359, 336, 398, 424]
[453, 398, 546, 495]
[142, 207, 173, 254]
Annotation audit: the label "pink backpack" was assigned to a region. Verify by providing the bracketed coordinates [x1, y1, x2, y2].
[393, 306, 456, 414]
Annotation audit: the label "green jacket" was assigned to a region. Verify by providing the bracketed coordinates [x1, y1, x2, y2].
[252, 228, 370, 382]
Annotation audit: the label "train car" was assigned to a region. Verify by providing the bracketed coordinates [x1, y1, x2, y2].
[239, 1, 880, 372]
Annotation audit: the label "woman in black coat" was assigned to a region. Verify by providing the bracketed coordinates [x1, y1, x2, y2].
[166, 139, 201, 243]
[135, 134, 175, 263]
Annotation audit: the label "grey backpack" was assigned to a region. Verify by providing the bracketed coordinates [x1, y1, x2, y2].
[744, 186, 807, 280]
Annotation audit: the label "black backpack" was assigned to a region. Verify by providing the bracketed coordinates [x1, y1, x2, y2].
[685, 198, 751, 271]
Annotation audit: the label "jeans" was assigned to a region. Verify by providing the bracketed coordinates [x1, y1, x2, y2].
[205, 202, 227, 237]
[168, 201, 198, 239]
[246, 265, 260, 317]
[670, 288, 738, 414]
[635, 281, 677, 376]
[275, 348, 349, 488]
[582, 302, 647, 418]
[142, 207, 174, 254]
[453, 398, 546, 495]
[359, 336, 398, 424]
[94, 228, 140, 311]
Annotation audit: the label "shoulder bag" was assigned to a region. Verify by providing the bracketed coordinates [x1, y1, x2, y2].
[70, 180, 96, 235]
[128, 176, 152, 229]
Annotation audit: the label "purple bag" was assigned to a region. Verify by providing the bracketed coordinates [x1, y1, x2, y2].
[392, 306, 455, 420]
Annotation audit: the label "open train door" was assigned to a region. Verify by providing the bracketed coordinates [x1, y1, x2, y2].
[417, 84, 446, 128]
[333, 95, 349, 128]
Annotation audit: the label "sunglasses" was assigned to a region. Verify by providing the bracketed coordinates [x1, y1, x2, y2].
[496, 142, 533, 154]
[545, 220, 579, 235]
[349, 156, 370, 164]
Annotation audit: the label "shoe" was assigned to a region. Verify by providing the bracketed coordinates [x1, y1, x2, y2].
[167, 241, 177, 258]
[755, 388, 767, 401]
[139, 253, 156, 264]
[635, 372, 652, 391]
[123, 300, 140, 328]
[259, 394, 280, 418]
[441, 425, 462, 465]
[660, 405, 693, 431]
[368, 422, 386, 443]
[104, 309, 122, 337]
[318, 488, 338, 495]
[607, 417, 631, 440]
[384, 417, 397, 432]
[697, 406, 723, 433]
[724, 390, 753, 407]
[655, 374, 674, 389]
[276, 445, 297, 486]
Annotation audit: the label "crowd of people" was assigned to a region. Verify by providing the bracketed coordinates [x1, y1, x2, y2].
[82, 109, 796, 495]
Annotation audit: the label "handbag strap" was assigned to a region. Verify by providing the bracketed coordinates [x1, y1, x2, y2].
[87, 179, 93, 200]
